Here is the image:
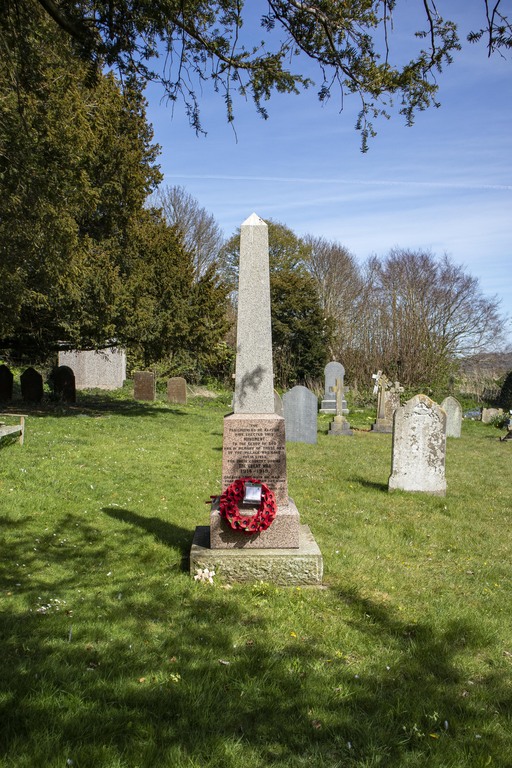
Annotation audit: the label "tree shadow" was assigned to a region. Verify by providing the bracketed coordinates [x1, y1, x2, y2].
[1, 522, 510, 767]
[103, 507, 192, 564]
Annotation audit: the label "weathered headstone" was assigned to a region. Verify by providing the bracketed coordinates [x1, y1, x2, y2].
[0, 364, 14, 401]
[167, 376, 187, 405]
[283, 385, 318, 444]
[441, 396, 462, 438]
[133, 371, 156, 401]
[274, 390, 284, 417]
[58, 347, 126, 390]
[481, 407, 503, 424]
[320, 361, 348, 414]
[328, 378, 352, 435]
[52, 366, 76, 403]
[20, 367, 44, 403]
[191, 214, 322, 584]
[389, 394, 447, 496]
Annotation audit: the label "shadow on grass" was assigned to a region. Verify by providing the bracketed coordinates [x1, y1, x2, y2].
[103, 506, 192, 564]
[0, 394, 190, 419]
[351, 476, 389, 492]
[1, 521, 510, 767]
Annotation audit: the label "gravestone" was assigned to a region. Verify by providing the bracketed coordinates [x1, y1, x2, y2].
[481, 407, 502, 424]
[20, 367, 44, 403]
[191, 214, 322, 584]
[371, 372, 403, 433]
[320, 361, 348, 414]
[389, 394, 447, 496]
[52, 366, 76, 403]
[0, 364, 14, 401]
[167, 376, 187, 405]
[328, 378, 352, 435]
[283, 385, 318, 444]
[441, 396, 462, 438]
[58, 347, 126, 390]
[134, 371, 156, 401]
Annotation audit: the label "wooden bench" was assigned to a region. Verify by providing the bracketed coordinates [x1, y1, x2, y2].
[0, 414, 27, 446]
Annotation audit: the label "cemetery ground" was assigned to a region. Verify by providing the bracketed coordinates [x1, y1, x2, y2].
[1, 389, 511, 768]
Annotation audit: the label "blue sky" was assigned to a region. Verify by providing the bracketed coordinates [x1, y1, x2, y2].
[144, 3, 511, 347]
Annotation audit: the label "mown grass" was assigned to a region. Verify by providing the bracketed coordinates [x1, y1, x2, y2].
[1, 390, 511, 768]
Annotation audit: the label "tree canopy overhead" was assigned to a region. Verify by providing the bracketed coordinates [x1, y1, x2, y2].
[22, 1, 511, 148]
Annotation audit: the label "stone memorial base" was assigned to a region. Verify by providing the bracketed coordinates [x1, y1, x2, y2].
[328, 417, 352, 436]
[190, 524, 323, 586]
[210, 497, 300, 549]
[371, 419, 393, 433]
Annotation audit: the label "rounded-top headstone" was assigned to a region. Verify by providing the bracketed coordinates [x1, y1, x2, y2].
[0, 364, 14, 401]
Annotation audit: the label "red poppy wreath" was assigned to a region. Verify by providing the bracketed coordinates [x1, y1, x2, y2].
[219, 477, 277, 534]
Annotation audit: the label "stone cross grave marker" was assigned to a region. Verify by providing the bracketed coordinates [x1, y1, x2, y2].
[371, 372, 403, 433]
[133, 371, 156, 401]
[388, 394, 447, 496]
[328, 378, 353, 435]
[167, 376, 187, 405]
[320, 361, 347, 413]
[441, 396, 462, 438]
[283, 385, 318, 444]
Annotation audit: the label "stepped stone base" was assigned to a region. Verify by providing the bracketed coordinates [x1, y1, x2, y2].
[371, 419, 393, 433]
[190, 524, 323, 585]
[328, 418, 352, 436]
[210, 497, 300, 549]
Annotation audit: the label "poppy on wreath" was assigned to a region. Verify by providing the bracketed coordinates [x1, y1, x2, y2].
[218, 477, 277, 534]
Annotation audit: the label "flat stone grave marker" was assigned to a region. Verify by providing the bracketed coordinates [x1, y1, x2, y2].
[0, 364, 14, 401]
[52, 365, 76, 403]
[134, 371, 156, 401]
[283, 385, 318, 444]
[167, 376, 187, 404]
[20, 367, 44, 403]
[389, 394, 446, 496]
[441, 396, 462, 438]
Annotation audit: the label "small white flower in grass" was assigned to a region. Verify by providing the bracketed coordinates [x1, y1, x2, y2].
[194, 567, 216, 584]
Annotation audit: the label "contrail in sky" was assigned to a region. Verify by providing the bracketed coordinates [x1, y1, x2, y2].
[168, 173, 512, 192]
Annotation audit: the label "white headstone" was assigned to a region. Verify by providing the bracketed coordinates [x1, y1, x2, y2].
[389, 394, 447, 496]
[441, 396, 462, 438]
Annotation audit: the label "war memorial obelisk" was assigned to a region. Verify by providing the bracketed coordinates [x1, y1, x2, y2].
[190, 213, 323, 585]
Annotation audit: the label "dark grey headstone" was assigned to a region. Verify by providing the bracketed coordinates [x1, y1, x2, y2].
[52, 366, 76, 403]
[134, 371, 156, 401]
[20, 367, 44, 403]
[0, 364, 14, 401]
[283, 385, 318, 444]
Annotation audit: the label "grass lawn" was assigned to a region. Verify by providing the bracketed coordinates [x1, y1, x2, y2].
[1, 390, 511, 768]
